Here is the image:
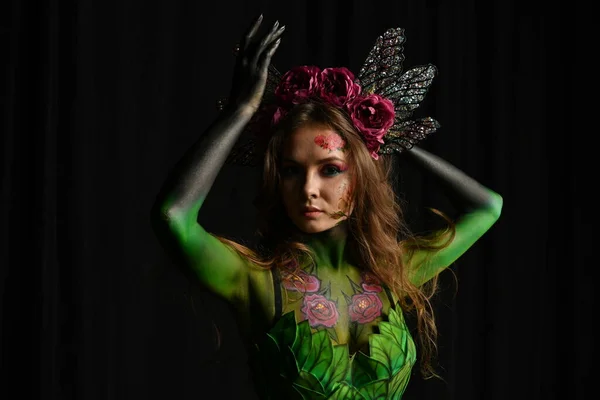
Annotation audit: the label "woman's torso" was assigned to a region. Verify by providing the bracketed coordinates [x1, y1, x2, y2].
[274, 259, 395, 354]
[245, 259, 417, 399]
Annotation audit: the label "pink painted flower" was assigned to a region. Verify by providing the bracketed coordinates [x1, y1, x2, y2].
[346, 94, 395, 159]
[361, 272, 383, 293]
[275, 66, 321, 105]
[318, 67, 361, 107]
[280, 269, 320, 293]
[314, 133, 346, 152]
[301, 294, 339, 328]
[348, 292, 383, 323]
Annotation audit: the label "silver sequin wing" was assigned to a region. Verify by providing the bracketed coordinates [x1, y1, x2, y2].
[358, 27, 407, 95]
[380, 64, 440, 153]
[358, 28, 440, 154]
[378, 117, 440, 155]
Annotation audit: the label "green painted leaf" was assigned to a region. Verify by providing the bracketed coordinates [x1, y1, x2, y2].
[377, 322, 397, 342]
[271, 311, 298, 348]
[387, 361, 413, 398]
[340, 290, 353, 305]
[347, 276, 364, 294]
[281, 345, 300, 380]
[369, 334, 405, 376]
[375, 321, 408, 369]
[328, 382, 367, 400]
[321, 344, 350, 393]
[258, 334, 282, 375]
[352, 352, 390, 388]
[303, 329, 333, 378]
[292, 320, 313, 370]
[293, 370, 326, 396]
[387, 306, 404, 328]
[357, 379, 388, 400]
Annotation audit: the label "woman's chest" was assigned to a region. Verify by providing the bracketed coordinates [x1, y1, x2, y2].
[276, 263, 394, 354]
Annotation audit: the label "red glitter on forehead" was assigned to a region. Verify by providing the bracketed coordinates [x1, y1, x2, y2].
[314, 133, 346, 152]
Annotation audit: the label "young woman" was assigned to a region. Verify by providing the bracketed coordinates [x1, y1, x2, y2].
[151, 15, 503, 399]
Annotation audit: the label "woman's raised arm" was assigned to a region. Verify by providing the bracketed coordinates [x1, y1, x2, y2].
[150, 16, 284, 302]
[402, 145, 503, 287]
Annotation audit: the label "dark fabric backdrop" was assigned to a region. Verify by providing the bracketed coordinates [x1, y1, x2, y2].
[1, 0, 593, 399]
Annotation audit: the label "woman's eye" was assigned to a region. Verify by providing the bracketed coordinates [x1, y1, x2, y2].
[322, 165, 342, 176]
[282, 166, 299, 176]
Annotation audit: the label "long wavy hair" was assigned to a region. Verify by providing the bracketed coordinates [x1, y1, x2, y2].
[217, 100, 454, 379]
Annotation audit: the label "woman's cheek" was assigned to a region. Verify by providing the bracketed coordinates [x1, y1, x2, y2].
[336, 181, 353, 214]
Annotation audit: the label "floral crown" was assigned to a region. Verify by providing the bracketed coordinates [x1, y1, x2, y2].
[221, 27, 440, 166]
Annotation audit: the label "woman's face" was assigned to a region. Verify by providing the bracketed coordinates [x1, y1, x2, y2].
[279, 125, 354, 234]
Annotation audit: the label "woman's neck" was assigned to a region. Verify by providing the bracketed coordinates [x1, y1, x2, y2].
[298, 222, 351, 271]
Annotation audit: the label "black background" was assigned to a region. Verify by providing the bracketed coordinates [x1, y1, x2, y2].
[1, 0, 593, 399]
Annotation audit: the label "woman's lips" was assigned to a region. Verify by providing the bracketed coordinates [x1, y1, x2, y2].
[301, 207, 323, 218]
[302, 210, 323, 218]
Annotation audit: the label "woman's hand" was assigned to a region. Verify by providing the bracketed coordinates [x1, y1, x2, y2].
[229, 15, 285, 114]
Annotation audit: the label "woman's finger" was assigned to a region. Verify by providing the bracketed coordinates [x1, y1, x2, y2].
[255, 24, 285, 65]
[241, 14, 263, 51]
[257, 21, 280, 55]
[258, 37, 282, 72]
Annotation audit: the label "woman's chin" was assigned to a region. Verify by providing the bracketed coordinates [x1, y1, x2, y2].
[292, 220, 346, 234]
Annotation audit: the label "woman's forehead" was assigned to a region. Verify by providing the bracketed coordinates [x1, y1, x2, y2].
[282, 126, 347, 160]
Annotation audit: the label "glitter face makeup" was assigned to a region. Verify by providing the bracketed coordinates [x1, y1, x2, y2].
[314, 133, 347, 153]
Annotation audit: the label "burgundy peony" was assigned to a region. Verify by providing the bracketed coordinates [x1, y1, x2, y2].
[318, 67, 361, 107]
[348, 292, 383, 324]
[275, 66, 321, 105]
[301, 294, 339, 328]
[346, 94, 395, 159]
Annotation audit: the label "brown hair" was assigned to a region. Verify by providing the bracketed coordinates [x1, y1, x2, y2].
[217, 100, 454, 379]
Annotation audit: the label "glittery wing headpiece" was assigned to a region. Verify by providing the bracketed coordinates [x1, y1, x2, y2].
[357, 27, 440, 156]
[221, 27, 440, 166]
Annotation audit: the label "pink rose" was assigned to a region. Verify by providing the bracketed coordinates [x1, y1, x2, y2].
[348, 292, 383, 323]
[280, 269, 320, 293]
[346, 94, 395, 159]
[361, 272, 383, 293]
[275, 66, 321, 105]
[318, 67, 361, 107]
[301, 294, 339, 328]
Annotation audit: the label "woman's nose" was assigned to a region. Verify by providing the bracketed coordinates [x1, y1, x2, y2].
[302, 172, 319, 199]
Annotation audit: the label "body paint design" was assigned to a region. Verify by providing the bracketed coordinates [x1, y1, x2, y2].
[360, 271, 383, 293]
[314, 133, 346, 153]
[301, 294, 339, 328]
[280, 262, 386, 345]
[329, 181, 353, 220]
[280, 268, 321, 292]
[347, 292, 383, 323]
[342, 272, 384, 324]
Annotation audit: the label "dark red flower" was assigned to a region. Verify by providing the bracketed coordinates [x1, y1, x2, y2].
[318, 67, 361, 107]
[275, 66, 321, 105]
[346, 94, 395, 159]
